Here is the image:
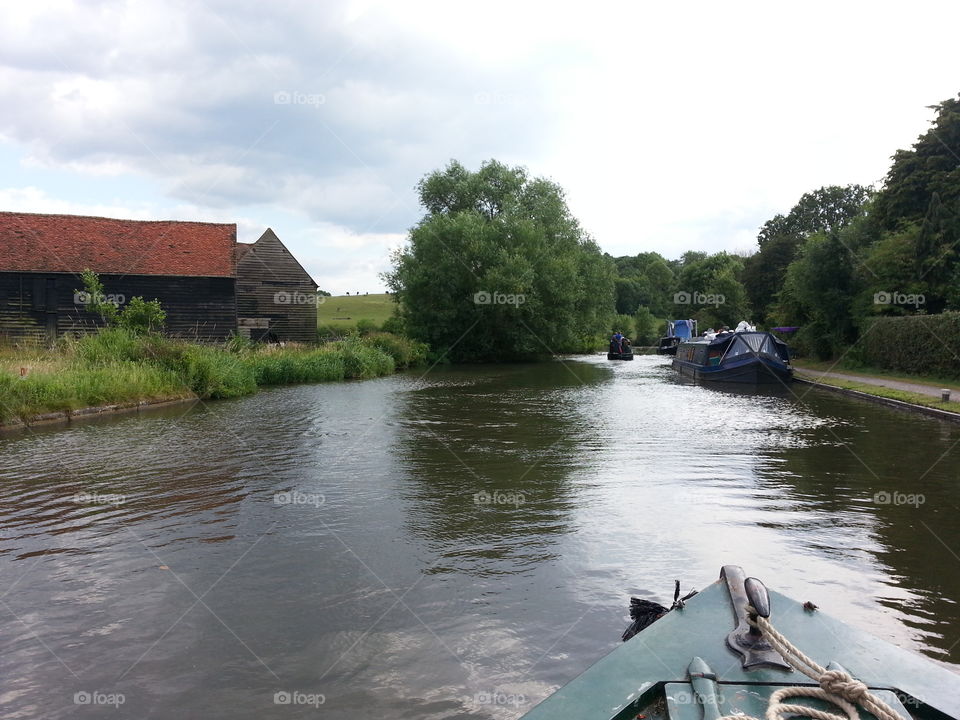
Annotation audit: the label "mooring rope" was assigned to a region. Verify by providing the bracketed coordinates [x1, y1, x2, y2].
[716, 611, 904, 720]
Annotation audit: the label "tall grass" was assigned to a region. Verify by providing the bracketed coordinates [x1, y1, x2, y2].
[0, 363, 187, 422]
[0, 329, 424, 423]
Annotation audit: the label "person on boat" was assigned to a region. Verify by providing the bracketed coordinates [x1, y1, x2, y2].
[611, 331, 624, 353]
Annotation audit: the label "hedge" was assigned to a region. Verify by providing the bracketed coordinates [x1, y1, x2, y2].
[856, 312, 960, 378]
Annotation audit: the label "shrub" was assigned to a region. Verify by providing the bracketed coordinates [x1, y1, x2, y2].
[380, 313, 406, 336]
[854, 312, 960, 378]
[355, 318, 380, 335]
[117, 296, 166, 334]
[362, 333, 428, 368]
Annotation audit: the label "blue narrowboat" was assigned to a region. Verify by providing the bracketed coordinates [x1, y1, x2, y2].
[657, 319, 697, 355]
[672, 330, 792, 384]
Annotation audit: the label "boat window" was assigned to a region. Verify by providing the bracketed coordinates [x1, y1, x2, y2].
[724, 334, 778, 359]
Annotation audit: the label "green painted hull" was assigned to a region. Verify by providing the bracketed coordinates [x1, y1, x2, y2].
[521, 569, 959, 720]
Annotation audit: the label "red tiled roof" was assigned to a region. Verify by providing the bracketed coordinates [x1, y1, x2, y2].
[0, 212, 237, 278]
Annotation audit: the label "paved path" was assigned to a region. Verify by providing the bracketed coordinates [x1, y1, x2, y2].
[795, 367, 957, 399]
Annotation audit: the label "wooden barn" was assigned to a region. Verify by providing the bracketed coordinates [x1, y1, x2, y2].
[0, 212, 239, 342]
[235, 228, 318, 343]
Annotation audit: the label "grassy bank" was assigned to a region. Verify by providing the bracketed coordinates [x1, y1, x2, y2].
[317, 293, 396, 332]
[791, 358, 960, 393]
[0, 329, 427, 424]
[792, 361, 960, 415]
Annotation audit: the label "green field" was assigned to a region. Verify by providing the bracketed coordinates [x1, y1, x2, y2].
[317, 293, 396, 329]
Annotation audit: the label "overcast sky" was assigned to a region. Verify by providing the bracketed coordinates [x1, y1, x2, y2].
[1, 1, 958, 294]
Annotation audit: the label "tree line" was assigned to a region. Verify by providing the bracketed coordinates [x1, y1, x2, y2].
[612, 93, 960, 358]
[386, 92, 958, 361]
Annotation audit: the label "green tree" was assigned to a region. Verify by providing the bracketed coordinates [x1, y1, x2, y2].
[611, 251, 677, 319]
[117, 296, 166, 334]
[632, 306, 659, 345]
[744, 185, 872, 323]
[779, 233, 860, 358]
[385, 160, 615, 361]
[675, 251, 750, 326]
[873, 95, 960, 232]
[77, 269, 119, 325]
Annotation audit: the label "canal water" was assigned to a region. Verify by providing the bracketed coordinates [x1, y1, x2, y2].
[1, 355, 958, 719]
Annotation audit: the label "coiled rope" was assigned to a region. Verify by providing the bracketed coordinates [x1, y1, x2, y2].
[716, 611, 904, 720]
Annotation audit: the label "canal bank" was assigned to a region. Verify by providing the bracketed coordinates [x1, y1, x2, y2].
[792, 361, 960, 422]
[0, 329, 426, 431]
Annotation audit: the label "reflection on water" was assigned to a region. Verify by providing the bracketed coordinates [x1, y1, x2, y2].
[1, 355, 958, 719]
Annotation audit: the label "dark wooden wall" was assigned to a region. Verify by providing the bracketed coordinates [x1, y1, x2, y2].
[0, 272, 237, 342]
[236, 230, 318, 343]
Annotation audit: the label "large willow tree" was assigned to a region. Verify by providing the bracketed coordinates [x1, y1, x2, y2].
[385, 160, 614, 361]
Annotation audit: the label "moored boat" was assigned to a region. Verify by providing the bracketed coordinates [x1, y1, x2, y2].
[672, 329, 791, 384]
[520, 565, 960, 720]
[657, 319, 697, 356]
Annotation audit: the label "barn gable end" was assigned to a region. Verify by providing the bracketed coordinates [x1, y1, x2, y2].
[236, 229, 318, 343]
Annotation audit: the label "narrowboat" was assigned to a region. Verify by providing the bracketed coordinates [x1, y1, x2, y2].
[657, 319, 697, 356]
[607, 339, 634, 361]
[520, 565, 960, 720]
[672, 330, 791, 384]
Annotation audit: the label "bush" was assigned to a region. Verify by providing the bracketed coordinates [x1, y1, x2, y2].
[362, 333, 428, 368]
[355, 318, 380, 335]
[117, 296, 166, 334]
[380, 313, 406, 336]
[853, 312, 960, 378]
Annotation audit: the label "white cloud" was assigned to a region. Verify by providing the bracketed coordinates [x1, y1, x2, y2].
[0, 0, 958, 287]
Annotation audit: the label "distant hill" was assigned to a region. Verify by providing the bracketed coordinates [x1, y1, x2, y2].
[317, 293, 396, 329]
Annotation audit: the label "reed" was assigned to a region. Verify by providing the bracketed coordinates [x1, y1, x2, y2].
[0, 330, 423, 423]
